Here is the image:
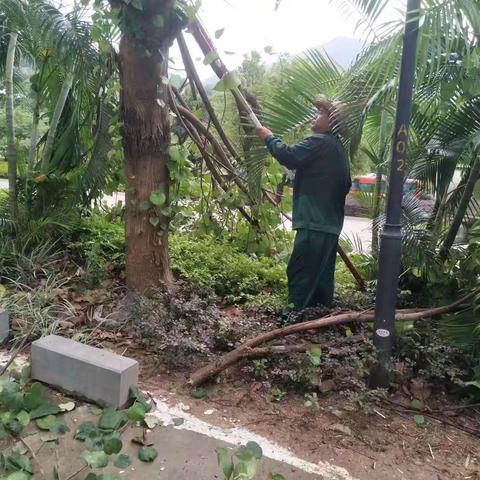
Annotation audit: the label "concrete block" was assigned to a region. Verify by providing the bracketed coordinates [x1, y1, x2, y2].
[31, 335, 138, 408]
[0, 308, 9, 343]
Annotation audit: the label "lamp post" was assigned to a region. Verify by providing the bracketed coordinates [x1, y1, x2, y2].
[369, 0, 422, 388]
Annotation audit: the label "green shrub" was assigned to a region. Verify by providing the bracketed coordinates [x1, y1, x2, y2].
[0, 161, 7, 178]
[169, 233, 287, 304]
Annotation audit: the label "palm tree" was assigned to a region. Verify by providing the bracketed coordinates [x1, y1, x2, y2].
[106, 0, 189, 293]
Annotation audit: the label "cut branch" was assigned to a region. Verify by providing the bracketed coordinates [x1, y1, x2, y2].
[189, 291, 477, 386]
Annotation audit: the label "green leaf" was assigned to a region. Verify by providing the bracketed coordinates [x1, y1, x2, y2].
[215, 28, 225, 39]
[138, 200, 152, 211]
[213, 72, 241, 92]
[36, 415, 56, 430]
[114, 453, 131, 468]
[128, 387, 151, 413]
[466, 380, 480, 389]
[99, 408, 126, 431]
[4, 472, 31, 480]
[138, 447, 158, 462]
[29, 402, 61, 420]
[307, 346, 322, 366]
[75, 421, 98, 441]
[0, 283, 5, 299]
[269, 475, 286, 480]
[173, 418, 184, 427]
[149, 189, 166, 207]
[153, 15, 164, 28]
[98, 475, 120, 480]
[204, 51, 220, 65]
[168, 146, 185, 163]
[24, 383, 43, 411]
[103, 436, 123, 455]
[149, 217, 160, 227]
[127, 403, 147, 422]
[16, 411, 30, 427]
[413, 415, 426, 427]
[191, 389, 208, 399]
[6, 452, 33, 474]
[264, 45, 274, 54]
[144, 415, 160, 429]
[130, 0, 143, 10]
[90, 408, 103, 416]
[40, 432, 60, 443]
[246, 441, 263, 460]
[20, 366, 31, 386]
[35, 414, 68, 434]
[81, 450, 109, 468]
[216, 448, 233, 479]
[410, 399, 424, 410]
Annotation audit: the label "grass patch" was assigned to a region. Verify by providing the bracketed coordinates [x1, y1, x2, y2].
[0, 161, 7, 178]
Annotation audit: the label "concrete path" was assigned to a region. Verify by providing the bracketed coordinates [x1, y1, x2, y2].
[0, 351, 357, 480]
[19, 406, 326, 480]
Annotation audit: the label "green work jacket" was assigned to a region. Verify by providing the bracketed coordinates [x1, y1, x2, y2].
[265, 133, 351, 235]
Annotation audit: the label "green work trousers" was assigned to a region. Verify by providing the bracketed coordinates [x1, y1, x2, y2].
[287, 229, 339, 310]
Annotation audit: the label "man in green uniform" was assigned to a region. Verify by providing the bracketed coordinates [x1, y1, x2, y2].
[256, 96, 351, 314]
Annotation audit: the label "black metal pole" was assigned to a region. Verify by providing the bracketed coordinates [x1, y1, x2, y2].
[369, 0, 421, 388]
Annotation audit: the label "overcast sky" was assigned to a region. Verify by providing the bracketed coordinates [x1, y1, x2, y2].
[177, 0, 406, 78]
[63, 0, 406, 78]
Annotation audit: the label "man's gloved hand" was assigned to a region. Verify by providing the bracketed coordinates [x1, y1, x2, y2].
[255, 126, 273, 141]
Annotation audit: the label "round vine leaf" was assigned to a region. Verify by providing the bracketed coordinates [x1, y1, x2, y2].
[114, 454, 131, 468]
[99, 408, 126, 431]
[149, 189, 166, 207]
[36, 415, 57, 431]
[138, 447, 158, 463]
[16, 411, 30, 427]
[149, 217, 160, 227]
[191, 389, 208, 399]
[81, 450, 109, 469]
[414, 415, 426, 427]
[75, 421, 98, 441]
[5, 472, 31, 480]
[104, 437, 123, 455]
[246, 441, 263, 460]
[127, 403, 147, 422]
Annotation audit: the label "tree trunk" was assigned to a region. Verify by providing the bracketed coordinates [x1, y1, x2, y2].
[118, 27, 173, 293]
[438, 155, 480, 262]
[41, 71, 74, 171]
[28, 92, 40, 173]
[372, 107, 389, 251]
[5, 32, 18, 221]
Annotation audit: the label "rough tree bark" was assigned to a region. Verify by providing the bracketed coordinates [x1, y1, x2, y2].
[113, 0, 184, 293]
[6, 32, 18, 221]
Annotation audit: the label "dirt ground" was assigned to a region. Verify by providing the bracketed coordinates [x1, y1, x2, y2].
[119, 342, 480, 480]
[5, 278, 480, 479]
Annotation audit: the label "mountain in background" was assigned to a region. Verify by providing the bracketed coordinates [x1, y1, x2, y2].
[202, 36, 366, 91]
[320, 36, 365, 70]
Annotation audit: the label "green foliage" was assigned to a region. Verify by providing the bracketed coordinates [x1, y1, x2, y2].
[216, 442, 284, 480]
[138, 447, 158, 463]
[0, 161, 7, 178]
[170, 233, 287, 305]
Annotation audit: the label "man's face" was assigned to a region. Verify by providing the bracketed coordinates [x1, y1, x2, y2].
[311, 107, 331, 134]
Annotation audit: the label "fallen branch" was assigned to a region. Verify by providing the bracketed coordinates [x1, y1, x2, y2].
[189, 291, 477, 386]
